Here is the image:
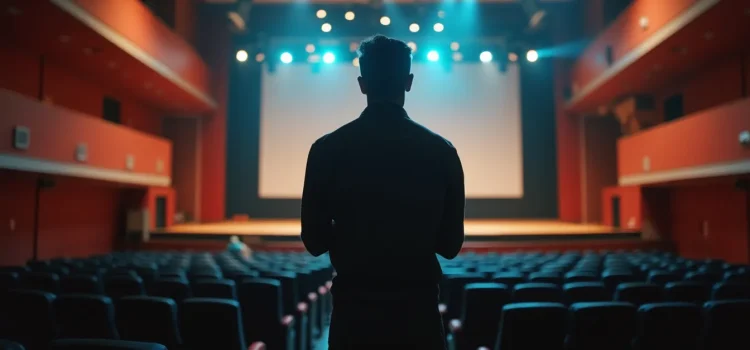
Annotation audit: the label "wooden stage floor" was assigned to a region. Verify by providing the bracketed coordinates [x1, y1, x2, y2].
[152, 219, 640, 242]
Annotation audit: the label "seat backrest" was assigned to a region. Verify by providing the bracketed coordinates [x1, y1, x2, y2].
[563, 282, 609, 304]
[0, 339, 25, 350]
[192, 278, 238, 299]
[116, 296, 181, 348]
[104, 275, 145, 299]
[181, 298, 247, 350]
[528, 272, 562, 285]
[703, 299, 750, 349]
[568, 301, 637, 350]
[723, 270, 750, 283]
[512, 283, 562, 303]
[601, 271, 638, 292]
[684, 271, 720, 284]
[564, 271, 599, 283]
[19, 272, 60, 293]
[49, 339, 167, 350]
[461, 283, 511, 350]
[3, 289, 57, 349]
[0, 272, 19, 293]
[56, 294, 119, 339]
[646, 270, 681, 286]
[663, 281, 710, 304]
[491, 272, 526, 289]
[148, 278, 191, 302]
[238, 279, 284, 334]
[264, 271, 299, 315]
[711, 282, 750, 300]
[496, 302, 567, 350]
[444, 274, 487, 318]
[60, 274, 103, 295]
[614, 282, 662, 306]
[635, 302, 702, 350]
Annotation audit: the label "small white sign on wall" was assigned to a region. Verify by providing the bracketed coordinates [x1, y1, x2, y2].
[76, 143, 88, 162]
[125, 154, 135, 171]
[13, 126, 30, 150]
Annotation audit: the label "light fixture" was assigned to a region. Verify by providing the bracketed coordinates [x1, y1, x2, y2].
[526, 49, 538, 62]
[352, 57, 360, 67]
[380, 16, 391, 26]
[306, 44, 316, 53]
[427, 50, 439, 62]
[236, 49, 248, 62]
[409, 23, 420, 33]
[508, 52, 518, 62]
[437, 10, 445, 18]
[345, 11, 355, 21]
[308, 54, 320, 63]
[433, 23, 444, 32]
[452, 52, 463, 62]
[323, 52, 336, 64]
[407, 41, 417, 53]
[316, 9, 327, 19]
[450, 42, 460, 51]
[280, 52, 293, 64]
[321, 23, 332, 32]
[255, 53, 265, 62]
[639, 16, 649, 30]
[479, 51, 493, 63]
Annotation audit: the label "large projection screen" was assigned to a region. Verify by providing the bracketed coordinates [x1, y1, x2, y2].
[259, 62, 523, 199]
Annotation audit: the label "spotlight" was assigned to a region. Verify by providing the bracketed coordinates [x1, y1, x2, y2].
[407, 41, 417, 53]
[308, 54, 320, 63]
[427, 50, 439, 62]
[433, 23, 444, 32]
[316, 9, 327, 19]
[255, 53, 265, 62]
[508, 52, 518, 62]
[321, 23, 332, 32]
[235, 49, 248, 62]
[438, 10, 445, 18]
[479, 51, 493, 63]
[352, 57, 359, 67]
[526, 49, 538, 62]
[380, 16, 391, 26]
[323, 52, 335, 64]
[345, 11, 355, 21]
[450, 42, 460, 51]
[306, 44, 316, 53]
[280, 52, 293, 64]
[452, 52, 463, 62]
[409, 23, 420, 33]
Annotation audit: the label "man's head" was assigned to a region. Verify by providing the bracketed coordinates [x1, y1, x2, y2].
[357, 35, 414, 102]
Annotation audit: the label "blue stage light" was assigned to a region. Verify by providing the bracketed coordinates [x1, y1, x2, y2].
[427, 50, 439, 62]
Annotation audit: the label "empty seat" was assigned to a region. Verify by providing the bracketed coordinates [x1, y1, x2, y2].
[181, 298, 247, 350]
[528, 272, 562, 285]
[265, 271, 307, 350]
[0, 272, 19, 293]
[711, 282, 750, 300]
[0, 340, 24, 350]
[564, 271, 599, 283]
[448, 283, 511, 350]
[601, 271, 638, 292]
[19, 272, 59, 293]
[724, 270, 750, 283]
[56, 294, 119, 339]
[49, 339, 167, 350]
[664, 281, 710, 304]
[563, 282, 609, 304]
[614, 282, 662, 306]
[512, 283, 562, 303]
[148, 278, 191, 302]
[567, 302, 637, 350]
[192, 278, 237, 299]
[105, 275, 146, 299]
[442, 274, 487, 323]
[494, 302, 567, 350]
[116, 296, 181, 348]
[634, 302, 702, 350]
[647, 270, 681, 286]
[238, 279, 295, 350]
[491, 272, 525, 288]
[60, 274, 102, 295]
[684, 271, 720, 284]
[0, 290, 57, 350]
[703, 300, 750, 349]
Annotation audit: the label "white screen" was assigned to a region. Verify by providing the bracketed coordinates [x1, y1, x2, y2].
[259, 62, 523, 198]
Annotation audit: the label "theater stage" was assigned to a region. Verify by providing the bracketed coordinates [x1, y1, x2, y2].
[149, 219, 647, 246]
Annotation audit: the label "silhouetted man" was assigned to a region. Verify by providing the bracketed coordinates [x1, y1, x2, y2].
[301, 35, 465, 349]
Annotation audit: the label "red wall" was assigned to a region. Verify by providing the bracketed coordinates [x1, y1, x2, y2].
[0, 170, 123, 266]
[584, 117, 620, 223]
[163, 118, 200, 221]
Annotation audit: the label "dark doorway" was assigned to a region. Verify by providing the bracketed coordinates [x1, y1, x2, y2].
[155, 196, 167, 228]
[611, 196, 621, 228]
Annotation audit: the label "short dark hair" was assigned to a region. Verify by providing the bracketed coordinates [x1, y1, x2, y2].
[357, 35, 412, 97]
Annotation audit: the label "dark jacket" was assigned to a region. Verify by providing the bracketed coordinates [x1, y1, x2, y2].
[301, 103, 465, 292]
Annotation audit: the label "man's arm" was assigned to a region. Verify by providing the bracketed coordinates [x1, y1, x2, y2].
[301, 140, 333, 256]
[436, 147, 465, 259]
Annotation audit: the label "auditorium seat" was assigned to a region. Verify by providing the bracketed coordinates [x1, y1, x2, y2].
[238, 279, 295, 350]
[567, 302, 637, 350]
[512, 283, 562, 303]
[181, 298, 247, 350]
[0, 340, 24, 350]
[148, 278, 191, 302]
[19, 272, 60, 294]
[663, 281, 711, 304]
[601, 270, 638, 293]
[192, 278, 237, 299]
[724, 270, 750, 283]
[116, 296, 181, 348]
[441, 274, 487, 325]
[0, 267, 28, 275]
[528, 272, 562, 285]
[104, 275, 146, 299]
[702, 300, 750, 349]
[264, 271, 307, 350]
[614, 282, 662, 306]
[48, 339, 167, 350]
[493, 302, 567, 350]
[684, 271, 721, 284]
[0, 272, 19, 293]
[60, 274, 103, 295]
[633, 302, 702, 350]
[711, 282, 750, 300]
[491, 272, 525, 288]
[563, 282, 609, 304]
[447, 283, 510, 350]
[646, 270, 682, 286]
[564, 271, 599, 283]
[0, 289, 57, 350]
[56, 294, 119, 339]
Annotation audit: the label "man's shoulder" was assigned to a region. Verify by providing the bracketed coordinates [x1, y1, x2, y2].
[312, 118, 362, 147]
[404, 118, 457, 151]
